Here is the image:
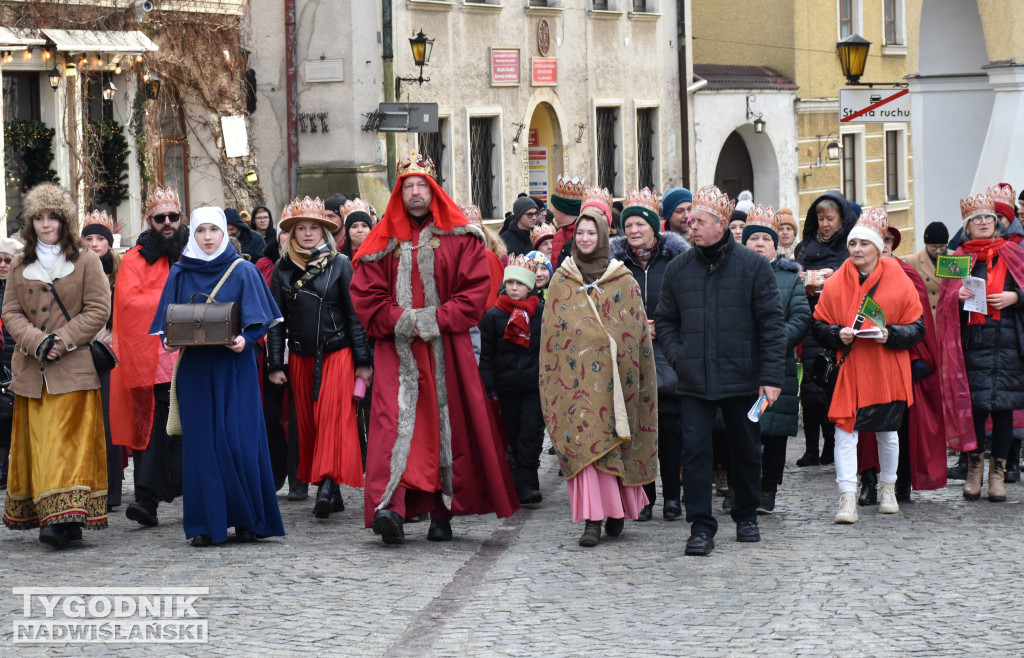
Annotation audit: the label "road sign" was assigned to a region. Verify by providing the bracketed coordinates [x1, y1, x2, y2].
[839, 88, 910, 123]
[378, 102, 439, 133]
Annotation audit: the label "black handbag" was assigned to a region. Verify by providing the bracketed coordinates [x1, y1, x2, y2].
[48, 284, 119, 374]
[810, 280, 880, 396]
[0, 364, 13, 420]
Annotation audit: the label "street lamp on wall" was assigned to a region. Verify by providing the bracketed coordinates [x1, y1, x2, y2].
[395, 29, 435, 99]
[836, 33, 871, 85]
[48, 67, 61, 91]
[102, 78, 117, 101]
[746, 94, 765, 134]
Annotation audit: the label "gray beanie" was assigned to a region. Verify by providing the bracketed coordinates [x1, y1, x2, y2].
[513, 196, 538, 222]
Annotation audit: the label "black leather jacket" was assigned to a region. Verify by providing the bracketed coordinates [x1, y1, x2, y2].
[267, 253, 371, 376]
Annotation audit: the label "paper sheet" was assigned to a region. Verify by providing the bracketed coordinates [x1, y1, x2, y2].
[963, 276, 987, 315]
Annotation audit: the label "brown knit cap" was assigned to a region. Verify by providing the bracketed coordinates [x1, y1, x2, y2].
[775, 207, 798, 233]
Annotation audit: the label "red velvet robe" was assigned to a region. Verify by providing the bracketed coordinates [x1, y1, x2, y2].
[351, 214, 518, 526]
[857, 259, 947, 490]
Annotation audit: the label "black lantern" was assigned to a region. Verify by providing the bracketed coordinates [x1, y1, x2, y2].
[753, 116, 766, 134]
[826, 141, 841, 161]
[396, 29, 435, 98]
[837, 33, 871, 85]
[48, 66, 61, 91]
[144, 74, 161, 100]
[746, 94, 766, 134]
[102, 79, 117, 101]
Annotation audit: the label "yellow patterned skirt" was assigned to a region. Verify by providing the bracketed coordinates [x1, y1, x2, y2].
[3, 389, 108, 530]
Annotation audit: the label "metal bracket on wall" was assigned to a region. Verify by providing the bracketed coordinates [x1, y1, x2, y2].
[298, 112, 329, 134]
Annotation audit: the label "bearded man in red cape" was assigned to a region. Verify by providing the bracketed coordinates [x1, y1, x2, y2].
[109, 188, 188, 527]
[350, 151, 518, 545]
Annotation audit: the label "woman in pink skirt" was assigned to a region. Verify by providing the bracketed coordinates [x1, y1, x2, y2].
[539, 186, 659, 547]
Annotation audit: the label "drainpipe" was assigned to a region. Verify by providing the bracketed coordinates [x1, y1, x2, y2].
[382, 0, 397, 188]
[285, 0, 298, 195]
[677, 0, 691, 187]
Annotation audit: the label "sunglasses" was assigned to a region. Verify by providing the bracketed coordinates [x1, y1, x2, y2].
[152, 213, 181, 224]
[0, 257, 11, 265]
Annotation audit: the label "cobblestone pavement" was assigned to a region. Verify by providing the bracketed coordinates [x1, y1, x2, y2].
[1, 437, 1022, 657]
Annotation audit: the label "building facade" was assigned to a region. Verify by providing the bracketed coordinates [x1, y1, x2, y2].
[248, 0, 690, 220]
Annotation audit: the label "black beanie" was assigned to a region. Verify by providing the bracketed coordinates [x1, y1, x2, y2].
[923, 221, 949, 245]
[730, 209, 748, 223]
[513, 196, 537, 222]
[81, 222, 114, 246]
[345, 211, 372, 234]
[325, 194, 347, 216]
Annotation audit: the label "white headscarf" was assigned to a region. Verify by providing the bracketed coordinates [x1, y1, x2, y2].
[182, 206, 231, 262]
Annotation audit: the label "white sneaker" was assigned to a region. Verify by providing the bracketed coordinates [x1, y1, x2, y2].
[878, 482, 899, 514]
[834, 492, 858, 524]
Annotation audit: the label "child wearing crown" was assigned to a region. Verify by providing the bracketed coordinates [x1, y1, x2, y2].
[479, 255, 546, 506]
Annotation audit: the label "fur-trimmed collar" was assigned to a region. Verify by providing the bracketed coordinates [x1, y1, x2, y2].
[22, 252, 73, 283]
[357, 223, 484, 263]
[609, 232, 691, 262]
[774, 256, 802, 274]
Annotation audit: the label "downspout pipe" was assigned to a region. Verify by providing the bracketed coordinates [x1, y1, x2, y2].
[285, 0, 298, 195]
[383, 0, 397, 188]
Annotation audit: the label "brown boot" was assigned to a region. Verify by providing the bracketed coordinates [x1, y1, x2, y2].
[578, 520, 601, 547]
[988, 457, 1007, 502]
[963, 452, 984, 500]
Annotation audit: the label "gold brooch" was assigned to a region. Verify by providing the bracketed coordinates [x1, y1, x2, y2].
[429, 237, 441, 249]
[393, 246, 402, 259]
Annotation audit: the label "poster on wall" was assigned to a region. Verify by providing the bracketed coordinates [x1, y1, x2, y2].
[529, 146, 549, 202]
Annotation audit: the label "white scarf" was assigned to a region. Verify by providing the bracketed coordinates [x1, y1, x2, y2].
[35, 242, 62, 271]
[182, 207, 231, 261]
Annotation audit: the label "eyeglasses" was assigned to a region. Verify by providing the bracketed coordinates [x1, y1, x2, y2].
[0, 257, 11, 264]
[152, 213, 181, 224]
[524, 210, 539, 217]
[969, 215, 995, 225]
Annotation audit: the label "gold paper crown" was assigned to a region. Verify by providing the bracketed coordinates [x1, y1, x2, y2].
[458, 202, 483, 226]
[745, 205, 778, 233]
[146, 187, 181, 216]
[84, 209, 114, 231]
[397, 150, 437, 179]
[960, 193, 996, 222]
[856, 207, 890, 239]
[623, 187, 660, 215]
[581, 185, 613, 212]
[281, 196, 336, 231]
[530, 222, 556, 245]
[986, 183, 1016, 221]
[341, 198, 371, 219]
[507, 253, 533, 269]
[552, 175, 586, 201]
[691, 185, 735, 222]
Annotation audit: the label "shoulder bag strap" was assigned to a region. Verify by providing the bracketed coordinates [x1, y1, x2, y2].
[837, 280, 882, 365]
[207, 258, 243, 304]
[48, 284, 73, 322]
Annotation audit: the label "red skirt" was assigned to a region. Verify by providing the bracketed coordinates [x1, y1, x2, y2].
[289, 349, 364, 487]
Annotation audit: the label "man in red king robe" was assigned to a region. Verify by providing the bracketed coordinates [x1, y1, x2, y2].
[351, 151, 518, 545]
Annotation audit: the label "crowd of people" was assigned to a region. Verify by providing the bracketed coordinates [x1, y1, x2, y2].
[1, 150, 1022, 556]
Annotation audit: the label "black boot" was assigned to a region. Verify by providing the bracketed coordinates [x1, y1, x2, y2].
[895, 477, 912, 502]
[858, 468, 878, 506]
[329, 482, 345, 513]
[313, 479, 334, 518]
[820, 436, 835, 465]
[1005, 439, 1021, 484]
[125, 499, 159, 527]
[948, 452, 969, 480]
[795, 450, 820, 467]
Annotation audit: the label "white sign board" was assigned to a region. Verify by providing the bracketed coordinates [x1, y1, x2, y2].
[221, 115, 250, 158]
[528, 146, 548, 201]
[839, 88, 910, 124]
[303, 59, 344, 83]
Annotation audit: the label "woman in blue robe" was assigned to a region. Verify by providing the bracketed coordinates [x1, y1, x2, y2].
[150, 207, 285, 547]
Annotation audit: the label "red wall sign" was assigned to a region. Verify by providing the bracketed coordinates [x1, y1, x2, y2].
[531, 58, 557, 86]
[491, 48, 520, 86]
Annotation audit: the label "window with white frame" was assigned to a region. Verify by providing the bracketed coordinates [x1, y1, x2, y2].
[838, 0, 862, 39]
[636, 106, 658, 190]
[595, 106, 621, 195]
[469, 115, 501, 219]
[884, 126, 907, 202]
[883, 0, 905, 46]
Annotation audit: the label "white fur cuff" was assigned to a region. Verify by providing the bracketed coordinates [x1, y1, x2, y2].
[395, 309, 417, 341]
[415, 307, 441, 342]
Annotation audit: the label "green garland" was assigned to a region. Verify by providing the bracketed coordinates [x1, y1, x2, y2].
[87, 120, 130, 208]
[129, 90, 154, 189]
[4, 120, 60, 193]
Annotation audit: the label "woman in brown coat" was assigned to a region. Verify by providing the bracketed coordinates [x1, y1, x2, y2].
[1, 183, 111, 548]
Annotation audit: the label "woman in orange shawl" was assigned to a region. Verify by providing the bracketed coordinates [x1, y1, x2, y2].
[811, 208, 923, 524]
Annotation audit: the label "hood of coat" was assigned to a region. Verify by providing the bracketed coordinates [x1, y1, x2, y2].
[799, 190, 858, 245]
[609, 231, 691, 263]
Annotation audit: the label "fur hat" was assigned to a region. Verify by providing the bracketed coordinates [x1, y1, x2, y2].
[23, 183, 77, 233]
[775, 207, 798, 234]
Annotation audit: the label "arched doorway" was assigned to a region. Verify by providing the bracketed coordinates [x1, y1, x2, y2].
[714, 131, 753, 201]
[527, 102, 563, 203]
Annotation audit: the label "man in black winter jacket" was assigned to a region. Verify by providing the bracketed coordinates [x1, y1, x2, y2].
[655, 185, 786, 557]
[499, 196, 540, 256]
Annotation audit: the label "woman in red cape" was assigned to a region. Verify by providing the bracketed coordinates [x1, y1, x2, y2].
[936, 193, 1024, 502]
